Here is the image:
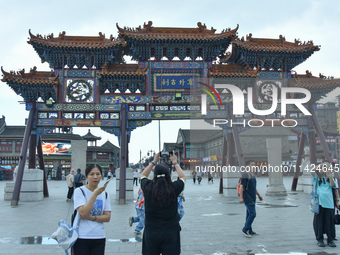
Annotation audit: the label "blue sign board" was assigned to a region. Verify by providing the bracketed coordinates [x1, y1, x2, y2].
[154, 74, 199, 91]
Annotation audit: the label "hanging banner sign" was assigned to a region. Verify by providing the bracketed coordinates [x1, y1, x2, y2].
[154, 74, 199, 91]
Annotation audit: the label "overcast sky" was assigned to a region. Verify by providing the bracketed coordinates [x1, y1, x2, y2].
[1, 0, 340, 164]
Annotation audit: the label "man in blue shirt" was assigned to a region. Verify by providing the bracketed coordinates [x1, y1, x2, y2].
[239, 160, 263, 238]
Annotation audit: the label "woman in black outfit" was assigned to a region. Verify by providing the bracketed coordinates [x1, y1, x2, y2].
[141, 151, 186, 255]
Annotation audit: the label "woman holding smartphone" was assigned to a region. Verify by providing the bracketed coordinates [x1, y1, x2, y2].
[140, 151, 186, 255]
[72, 164, 111, 255]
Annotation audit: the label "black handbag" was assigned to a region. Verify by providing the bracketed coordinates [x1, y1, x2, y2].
[335, 210, 340, 225]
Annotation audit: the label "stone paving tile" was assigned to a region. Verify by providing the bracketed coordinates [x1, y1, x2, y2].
[0, 176, 339, 254]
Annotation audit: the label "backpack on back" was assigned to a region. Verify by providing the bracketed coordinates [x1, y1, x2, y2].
[237, 173, 250, 196]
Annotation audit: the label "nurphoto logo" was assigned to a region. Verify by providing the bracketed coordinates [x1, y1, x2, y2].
[199, 82, 312, 128]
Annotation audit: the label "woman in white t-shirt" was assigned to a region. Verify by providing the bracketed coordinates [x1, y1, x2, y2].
[73, 164, 112, 255]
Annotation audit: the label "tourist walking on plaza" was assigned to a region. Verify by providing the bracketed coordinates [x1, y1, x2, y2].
[208, 170, 213, 184]
[72, 164, 111, 255]
[197, 170, 202, 184]
[192, 170, 196, 184]
[311, 161, 339, 248]
[129, 187, 145, 236]
[74, 168, 86, 188]
[65, 169, 75, 202]
[133, 169, 138, 186]
[107, 169, 113, 180]
[141, 151, 186, 255]
[239, 160, 263, 238]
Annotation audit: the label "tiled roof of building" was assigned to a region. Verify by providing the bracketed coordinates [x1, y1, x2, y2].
[117, 21, 238, 41]
[28, 30, 124, 50]
[101, 140, 120, 150]
[232, 35, 320, 54]
[82, 129, 101, 141]
[0, 116, 6, 134]
[179, 129, 223, 143]
[87, 140, 120, 152]
[224, 34, 320, 70]
[98, 63, 148, 77]
[41, 133, 84, 141]
[0, 126, 25, 138]
[1, 66, 58, 102]
[288, 71, 340, 102]
[1, 66, 59, 85]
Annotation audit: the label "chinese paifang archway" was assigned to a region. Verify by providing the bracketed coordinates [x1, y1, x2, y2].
[2, 21, 340, 205]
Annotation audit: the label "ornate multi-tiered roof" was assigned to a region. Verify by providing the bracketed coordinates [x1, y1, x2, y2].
[116, 21, 238, 60]
[223, 34, 320, 70]
[1, 66, 58, 102]
[28, 30, 125, 68]
[1, 21, 339, 106]
[288, 71, 338, 102]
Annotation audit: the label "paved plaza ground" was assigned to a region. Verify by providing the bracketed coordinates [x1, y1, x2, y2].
[0, 175, 339, 255]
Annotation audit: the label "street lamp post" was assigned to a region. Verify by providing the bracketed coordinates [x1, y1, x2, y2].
[147, 150, 156, 157]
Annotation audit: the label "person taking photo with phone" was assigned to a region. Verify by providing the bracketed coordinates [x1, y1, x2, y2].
[140, 151, 186, 255]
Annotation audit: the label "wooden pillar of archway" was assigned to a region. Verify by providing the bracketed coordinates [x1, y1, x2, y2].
[309, 131, 317, 165]
[11, 104, 36, 206]
[219, 133, 227, 194]
[37, 136, 49, 197]
[28, 134, 36, 169]
[309, 106, 340, 188]
[291, 133, 306, 191]
[227, 105, 245, 167]
[119, 103, 127, 204]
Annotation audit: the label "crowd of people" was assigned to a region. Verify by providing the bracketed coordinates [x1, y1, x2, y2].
[61, 154, 339, 254]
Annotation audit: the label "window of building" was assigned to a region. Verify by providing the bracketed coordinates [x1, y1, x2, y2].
[0, 141, 12, 153]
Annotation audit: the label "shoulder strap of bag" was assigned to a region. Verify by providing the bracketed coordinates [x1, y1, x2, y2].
[67, 187, 86, 221]
[313, 178, 318, 194]
[72, 187, 86, 228]
[245, 172, 251, 190]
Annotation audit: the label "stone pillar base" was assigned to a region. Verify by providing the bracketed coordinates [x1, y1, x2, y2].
[4, 169, 43, 201]
[222, 167, 240, 197]
[266, 138, 287, 197]
[266, 185, 287, 196]
[116, 168, 134, 201]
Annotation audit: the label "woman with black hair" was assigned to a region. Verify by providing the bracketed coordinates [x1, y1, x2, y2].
[73, 164, 111, 255]
[141, 151, 186, 255]
[311, 161, 339, 248]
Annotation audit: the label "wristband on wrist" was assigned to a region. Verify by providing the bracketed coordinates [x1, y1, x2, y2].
[151, 161, 156, 165]
[173, 162, 178, 166]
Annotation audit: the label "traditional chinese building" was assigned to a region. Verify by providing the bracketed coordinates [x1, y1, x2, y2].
[0, 116, 119, 180]
[2, 22, 340, 202]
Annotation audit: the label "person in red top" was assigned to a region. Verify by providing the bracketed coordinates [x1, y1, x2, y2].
[129, 187, 145, 236]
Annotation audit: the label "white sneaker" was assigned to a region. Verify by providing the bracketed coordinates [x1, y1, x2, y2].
[241, 230, 252, 238]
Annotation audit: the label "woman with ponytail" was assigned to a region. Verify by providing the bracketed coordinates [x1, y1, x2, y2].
[141, 151, 186, 255]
